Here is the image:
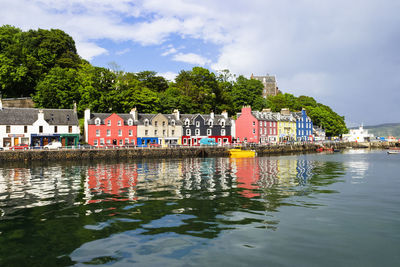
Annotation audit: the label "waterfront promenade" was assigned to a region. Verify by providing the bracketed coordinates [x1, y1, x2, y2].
[0, 141, 397, 163]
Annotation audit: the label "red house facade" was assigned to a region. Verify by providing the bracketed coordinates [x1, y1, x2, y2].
[85, 110, 137, 146]
[235, 106, 278, 144]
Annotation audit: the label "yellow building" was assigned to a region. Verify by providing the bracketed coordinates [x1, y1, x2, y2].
[277, 108, 296, 142]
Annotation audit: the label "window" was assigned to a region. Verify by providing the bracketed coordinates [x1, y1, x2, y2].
[6, 126, 10, 133]
[209, 120, 213, 126]
[171, 130, 175, 135]
[260, 128, 262, 134]
[154, 130, 158, 135]
[94, 140, 98, 146]
[125, 138, 129, 144]
[129, 129, 133, 136]
[107, 130, 111, 136]
[207, 129, 211, 136]
[24, 126, 28, 133]
[265, 121, 267, 127]
[39, 126, 43, 133]
[195, 129, 200, 136]
[252, 121, 255, 126]
[163, 130, 166, 136]
[96, 129, 100, 137]
[54, 126, 58, 133]
[183, 138, 187, 145]
[171, 120, 175, 126]
[118, 120, 122, 126]
[107, 120, 111, 126]
[145, 130, 148, 136]
[100, 138, 104, 145]
[95, 118, 101, 125]
[221, 121, 225, 127]
[185, 119, 189, 126]
[128, 119, 133, 126]
[162, 121, 166, 127]
[131, 139, 135, 144]
[118, 129, 122, 136]
[119, 139, 123, 145]
[107, 139, 111, 145]
[186, 129, 191, 135]
[196, 121, 200, 127]
[155, 121, 158, 127]
[259, 121, 262, 126]
[252, 129, 255, 134]
[144, 120, 149, 126]
[221, 129, 226, 136]
[68, 126, 72, 133]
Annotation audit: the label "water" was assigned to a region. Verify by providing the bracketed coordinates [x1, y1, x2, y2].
[0, 149, 399, 266]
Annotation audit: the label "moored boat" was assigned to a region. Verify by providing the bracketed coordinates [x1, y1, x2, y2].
[387, 150, 400, 154]
[229, 148, 256, 158]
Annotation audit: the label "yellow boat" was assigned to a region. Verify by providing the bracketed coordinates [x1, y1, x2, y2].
[229, 148, 256, 158]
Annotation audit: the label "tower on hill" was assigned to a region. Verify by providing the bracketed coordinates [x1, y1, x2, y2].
[251, 74, 280, 98]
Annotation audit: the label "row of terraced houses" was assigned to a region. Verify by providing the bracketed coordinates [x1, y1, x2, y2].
[0, 97, 316, 148]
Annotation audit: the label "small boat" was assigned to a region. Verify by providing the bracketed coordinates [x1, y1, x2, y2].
[387, 150, 400, 154]
[229, 148, 256, 158]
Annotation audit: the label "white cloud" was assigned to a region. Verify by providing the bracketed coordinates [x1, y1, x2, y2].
[158, 71, 178, 82]
[115, 48, 131, 56]
[161, 46, 178, 56]
[172, 53, 211, 66]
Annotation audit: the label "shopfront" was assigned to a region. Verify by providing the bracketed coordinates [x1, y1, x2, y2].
[31, 134, 60, 147]
[60, 134, 79, 147]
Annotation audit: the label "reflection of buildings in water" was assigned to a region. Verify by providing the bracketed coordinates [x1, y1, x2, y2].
[85, 164, 138, 203]
[136, 160, 183, 200]
[257, 158, 279, 189]
[0, 166, 82, 217]
[345, 161, 369, 182]
[276, 159, 299, 187]
[230, 157, 260, 198]
[296, 160, 315, 185]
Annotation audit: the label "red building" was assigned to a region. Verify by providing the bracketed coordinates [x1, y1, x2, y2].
[235, 106, 278, 144]
[84, 109, 137, 146]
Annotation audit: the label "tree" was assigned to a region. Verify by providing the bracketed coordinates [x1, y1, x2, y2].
[231, 75, 267, 112]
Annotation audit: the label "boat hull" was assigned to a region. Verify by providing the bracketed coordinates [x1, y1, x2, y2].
[229, 149, 256, 158]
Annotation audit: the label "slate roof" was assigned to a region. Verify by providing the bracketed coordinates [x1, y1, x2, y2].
[0, 108, 79, 125]
[180, 113, 232, 126]
[251, 111, 278, 121]
[88, 113, 136, 125]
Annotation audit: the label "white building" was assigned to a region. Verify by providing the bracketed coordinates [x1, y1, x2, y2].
[342, 125, 374, 142]
[0, 99, 80, 148]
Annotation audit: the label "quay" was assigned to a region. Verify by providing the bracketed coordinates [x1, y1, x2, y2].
[0, 141, 397, 163]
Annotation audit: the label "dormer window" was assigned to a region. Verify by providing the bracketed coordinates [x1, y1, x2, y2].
[208, 120, 213, 126]
[196, 121, 200, 127]
[185, 119, 190, 126]
[128, 119, 133, 126]
[221, 120, 225, 127]
[171, 120, 175, 126]
[95, 118, 101, 125]
[144, 119, 149, 126]
[107, 120, 111, 126]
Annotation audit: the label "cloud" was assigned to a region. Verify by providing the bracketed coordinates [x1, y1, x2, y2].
[172, 53, 211, 66]
[158, 71, 178, 82]
[161, 46, 177, 56]
[115, 48, 131, 56]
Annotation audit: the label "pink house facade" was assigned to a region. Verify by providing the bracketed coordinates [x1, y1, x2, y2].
[235, 106, 278, 144]
[84, 110, 137, 146]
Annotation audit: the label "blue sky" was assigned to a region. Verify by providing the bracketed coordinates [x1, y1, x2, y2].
[1, 0, 399, 126]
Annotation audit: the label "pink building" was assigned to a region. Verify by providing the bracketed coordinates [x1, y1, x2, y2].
[84, 110, 137, 146]
[235, 106, 278, 144]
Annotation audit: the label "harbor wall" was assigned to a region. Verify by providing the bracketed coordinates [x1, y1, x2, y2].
[0, 142, 397, 163]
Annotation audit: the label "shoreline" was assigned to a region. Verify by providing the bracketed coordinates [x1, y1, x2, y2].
[0, 141, 397, 163]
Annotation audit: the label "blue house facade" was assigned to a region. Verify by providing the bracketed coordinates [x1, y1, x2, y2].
[294, 109, 313, 141]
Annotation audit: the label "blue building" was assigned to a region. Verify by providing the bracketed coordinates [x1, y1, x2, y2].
[294, 109, 313, 141]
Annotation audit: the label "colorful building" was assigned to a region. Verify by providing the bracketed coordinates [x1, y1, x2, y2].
[277, 108, 296, 142]
[294, 109, 313, 141]
[84, 109, 137, 146]
[235, 106, 278, 144]
[181, 111, 232, 146]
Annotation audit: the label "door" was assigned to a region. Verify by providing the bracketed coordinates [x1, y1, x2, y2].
[14, 138, 19, 146]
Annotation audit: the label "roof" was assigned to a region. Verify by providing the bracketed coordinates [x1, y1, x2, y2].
[0, 108, 79, 125]
[88, 112, 137, 125]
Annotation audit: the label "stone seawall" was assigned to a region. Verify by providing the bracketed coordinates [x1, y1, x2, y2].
[0, 142, 397, 163]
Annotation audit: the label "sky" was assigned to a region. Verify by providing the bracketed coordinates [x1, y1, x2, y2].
[1, 0, 399, 127]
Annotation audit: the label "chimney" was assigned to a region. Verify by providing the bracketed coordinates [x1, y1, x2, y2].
[262, 108, 271, 113]
[173, 109, 180, 120]
[73, 101, 77, 113]
[280, 108, 290, 115]
[38, 109, 44, 121]
[0, 96, 2, 110]
[84, 108, 90, 143]
[241, 106, 252, 114]
[210, 111, 215, 119]
[221, 110, 228, 119]
[130, 107, 138, 121]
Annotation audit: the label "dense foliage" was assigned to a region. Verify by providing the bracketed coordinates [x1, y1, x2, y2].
[267, 94, 348, 136]
[1, 25, 347, 136]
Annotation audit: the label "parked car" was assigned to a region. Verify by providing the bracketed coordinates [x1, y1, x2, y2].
[9, 144, 29, 150]
[44, 141, 62, 149]
[0, 147, 4, 151]
[199, 138, 218, 146]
